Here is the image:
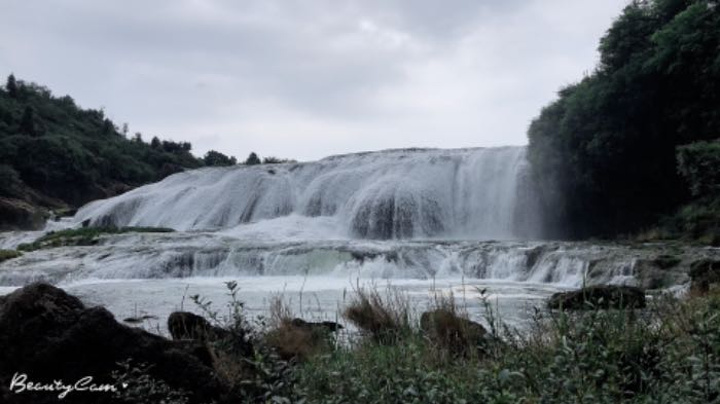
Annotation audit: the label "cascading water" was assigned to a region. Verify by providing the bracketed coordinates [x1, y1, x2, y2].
[74, 147, 542, 240]
[1, 146, 717, 328]
[2, 146, 710, 288]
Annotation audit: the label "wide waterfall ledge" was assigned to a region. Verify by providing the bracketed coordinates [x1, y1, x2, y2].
[73, 147, 543, 241]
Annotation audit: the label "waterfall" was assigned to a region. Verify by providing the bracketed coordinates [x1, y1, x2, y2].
[74, 147, 542, 240]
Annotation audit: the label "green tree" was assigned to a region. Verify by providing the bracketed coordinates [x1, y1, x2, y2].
[677, 141, 720, 198]
[5, 74, 18, 98]
[0, 165, 23, 197]
[527, 0, 720, 238]
[19, 106, 37, 136]
[0, 74, 210, 228]
[245, 152, 261, 166]
[204, 150, 237, 167]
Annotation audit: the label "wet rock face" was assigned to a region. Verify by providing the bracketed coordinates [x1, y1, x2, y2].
[633, 256, 689, 290]
[0, 197, 48, 231]
[0, 283, 224, 404]
[547, 285, 646, 310]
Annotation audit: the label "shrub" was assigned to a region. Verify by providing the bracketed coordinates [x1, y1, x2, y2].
[148, 284, 720, 403]
[190, 282, 299, 403]
[420, 292, 487, 357]
[0, 249, 22, 263]
[111, 360, 191, 404]
[343, 286, 412, 343]
[17, 226, 174, 251]
[297, 290, 720, 404]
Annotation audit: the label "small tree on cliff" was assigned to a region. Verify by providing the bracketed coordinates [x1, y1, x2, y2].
[245, 152, 261, 166]
[204, 150, 237, 167]
[150, 136, 161, 149]
[6, 74, 18, 98]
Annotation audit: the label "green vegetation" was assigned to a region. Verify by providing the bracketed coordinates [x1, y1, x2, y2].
[16, 226, 174, 251]
[0, 75, 204, 206]
[298, 292, 720, 403]
[528, 0, 720, 241]
[0, 75, 301, 230]
[0, 75, 209, 229]
[168, 284, 720, 403]
[0, 75, 313, 231]
[342, 287, 412, 344]
[677, 141, 720, 198]
[0, 249, 22, 263]
[244, 152, 297, 166]
[262, 156, 296, 164]
[244, 152, 262, 166]
[203, 150, 238, 167]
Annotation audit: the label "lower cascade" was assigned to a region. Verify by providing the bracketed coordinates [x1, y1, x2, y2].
[0, 230, 713, 290]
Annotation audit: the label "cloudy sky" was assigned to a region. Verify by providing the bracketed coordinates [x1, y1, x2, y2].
[1, 0, 627, 161]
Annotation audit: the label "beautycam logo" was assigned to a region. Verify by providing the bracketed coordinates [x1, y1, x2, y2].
[8, 373, 126, 400]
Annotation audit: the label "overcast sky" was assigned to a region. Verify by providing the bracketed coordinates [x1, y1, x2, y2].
[1, 0, 628, 161]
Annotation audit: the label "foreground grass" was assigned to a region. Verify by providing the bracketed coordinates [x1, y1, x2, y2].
[121, 285, 720, 404]
[17, 226, 174, 251]
[293, 290, 720, 404]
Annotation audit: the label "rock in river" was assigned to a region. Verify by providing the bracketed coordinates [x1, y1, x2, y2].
[547, 285, 646, 310]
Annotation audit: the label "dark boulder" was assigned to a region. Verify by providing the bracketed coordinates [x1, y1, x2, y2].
[168, 311, 229, 342]
[290, 318, 344, 333]
[689, 259, 720, 293]
[548, 285, 646, 310]
[167, 311, 254, 358]
[264, 318, 341, 361]
[0, 197, 49, 231]
[420, 309, 487, 355]
[0, 283, 226, 404]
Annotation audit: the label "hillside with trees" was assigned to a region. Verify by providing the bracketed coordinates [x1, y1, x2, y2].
[528, 0, 720, 243]
[0, 75, 240, 229]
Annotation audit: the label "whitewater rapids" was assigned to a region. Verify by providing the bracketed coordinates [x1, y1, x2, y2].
[2, 147, 715, 330]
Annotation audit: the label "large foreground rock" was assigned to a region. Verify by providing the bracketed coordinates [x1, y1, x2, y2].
[0, 283, 226, 404]
[548, 285, 646, 310]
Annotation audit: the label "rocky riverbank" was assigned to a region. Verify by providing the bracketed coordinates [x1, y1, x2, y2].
[2, 280, 719, 404]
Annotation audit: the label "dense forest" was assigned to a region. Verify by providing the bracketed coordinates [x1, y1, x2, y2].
[528, 0, 720, 243]
[0, 75, 241, 229]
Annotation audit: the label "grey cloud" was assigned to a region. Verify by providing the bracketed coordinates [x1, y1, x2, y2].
[0, 0, 628, 161]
